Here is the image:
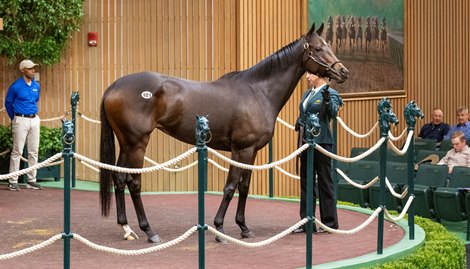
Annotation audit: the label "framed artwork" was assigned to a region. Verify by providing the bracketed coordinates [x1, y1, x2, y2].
[309, 0, 404, 99]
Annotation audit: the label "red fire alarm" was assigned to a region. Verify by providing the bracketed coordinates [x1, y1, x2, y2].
[88, 32, 98, 47]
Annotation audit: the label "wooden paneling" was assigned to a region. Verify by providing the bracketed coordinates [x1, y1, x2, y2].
[1, 0, 469, 197]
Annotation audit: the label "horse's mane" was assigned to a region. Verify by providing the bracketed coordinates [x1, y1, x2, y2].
[219, 38, 301, 82]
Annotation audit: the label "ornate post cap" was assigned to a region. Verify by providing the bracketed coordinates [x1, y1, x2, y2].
[305, 112, 321, 143]
[404, 100, 424, 130]
[71, 92, 80, 107]
[62, 120, 75, 150]
[377, 98, 399, 137]
[195, 115, 211, 147]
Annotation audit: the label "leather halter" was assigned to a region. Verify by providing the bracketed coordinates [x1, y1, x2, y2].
[302, 37, 342, 78]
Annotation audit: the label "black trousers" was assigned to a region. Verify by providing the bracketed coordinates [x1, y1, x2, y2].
[299, 144, 338, 229]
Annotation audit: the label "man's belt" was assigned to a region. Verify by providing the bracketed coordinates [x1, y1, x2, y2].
[15, 113, 36, 118]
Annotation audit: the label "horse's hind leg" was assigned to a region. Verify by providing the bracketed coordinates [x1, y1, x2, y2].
[113, 167, 138, 240]
[125, 147, 162, 243]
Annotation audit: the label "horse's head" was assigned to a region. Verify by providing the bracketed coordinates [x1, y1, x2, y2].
[404, 100, 424, 128]
[302, 23, 349, 83]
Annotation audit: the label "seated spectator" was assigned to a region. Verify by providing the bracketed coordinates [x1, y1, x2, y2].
[418, 107, 450, 146]
[443, 106, 470, 140]
[438, 131, 470, 173]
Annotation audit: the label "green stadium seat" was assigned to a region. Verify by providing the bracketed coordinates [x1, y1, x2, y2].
[337, 160, 379, 208]
[368, 162, 409, 211]
[433, 167, 470, 240]
[411, 164, 448, 219]
[439, 140, 452, 152]
[414, 138, 437, 154]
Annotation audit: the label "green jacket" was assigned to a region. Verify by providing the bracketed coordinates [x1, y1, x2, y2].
[295, 86, 343, 145]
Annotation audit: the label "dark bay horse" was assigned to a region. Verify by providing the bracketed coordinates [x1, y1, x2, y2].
[99, 23, 349, 243]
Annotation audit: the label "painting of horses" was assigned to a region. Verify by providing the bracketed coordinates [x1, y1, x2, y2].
[309, 0, 404, 98]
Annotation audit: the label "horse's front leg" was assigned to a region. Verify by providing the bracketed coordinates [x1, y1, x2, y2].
[236, 167, 255, 239]
[214, 166, 242, 243]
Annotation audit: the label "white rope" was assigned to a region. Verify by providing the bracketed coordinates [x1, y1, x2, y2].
[74, 148, 197, 174]
[0, 153, 63, 180]
[385, 177, 409, 199]
[274, 166, 300, 180]
[78, 113, 101, 124]
[387, 131, 414, 156]
[315, 207, 382, 235]
[388, 128, 408, 141]
[276, 117, 295, 130]
[208, 158, 229, 172]
[384, 196, 415, 222]
[316, 137, 386, 163]
[73, 227, 197, 255]
[0, 107, 5, 112]
[0, 234, 63, 260]
[144, 156, 198, 172]
[40, 114, 68, 122]
[79, 160, 100, 172]
[0, 149, 10, 157]
[336, 117, 378, 138]
[336, 168, 379, 189]
[207, 144, 309, 171]
[206, 219, 308, 248]
[19, 156, 63, 167]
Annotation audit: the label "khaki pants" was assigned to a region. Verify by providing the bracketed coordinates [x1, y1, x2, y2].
[9, 115, 40, 184]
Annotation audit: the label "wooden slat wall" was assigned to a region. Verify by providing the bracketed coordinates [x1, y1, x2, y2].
[236, 0, 307, 197]
[1, 0, 469, 196]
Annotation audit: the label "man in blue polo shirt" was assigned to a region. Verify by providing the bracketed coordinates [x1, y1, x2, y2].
[418, 108, 450, 147]
[444, 106, 470, 141]
[4, 59, 42, 191]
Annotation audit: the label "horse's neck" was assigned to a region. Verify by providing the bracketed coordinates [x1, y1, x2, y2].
[244, 43, 305, 114]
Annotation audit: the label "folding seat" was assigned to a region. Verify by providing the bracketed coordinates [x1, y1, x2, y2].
[368, 162, 408, 211]
[386, 147, 408, 163]
[433, 167, 470, 241]
[439, 140, 452, 152]
[414, 138, 437, 154]
[337, 160, 379, 208]
[349, 147, 380, 161]
[411, 164, 448, 219]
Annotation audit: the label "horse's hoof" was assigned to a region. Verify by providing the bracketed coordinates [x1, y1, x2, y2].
[126, 235, 136, 241]
[240, 230, 255, 239]
[148, 234, 162, 244]
[215, 235, 229, 244]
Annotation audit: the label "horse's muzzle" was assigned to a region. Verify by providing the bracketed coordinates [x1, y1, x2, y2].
[332, 64, 349, 83]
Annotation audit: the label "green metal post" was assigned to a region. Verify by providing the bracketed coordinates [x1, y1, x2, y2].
[377, 139, 387, 254]
[195, 116, 210, 269]
[304, 112, 320, 269]
[61, 120, 75, 269]
[70, 92, 79, 188]
[376, 97, 398, 255]
[404, 100, 423, 240]
[268, 139, 274, 198]
[407, 134, 415, 239]
[306, 143, 314, 268]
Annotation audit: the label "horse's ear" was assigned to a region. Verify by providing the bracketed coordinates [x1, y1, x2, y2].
[316, 23, 324, 36]
[307, 23, 316, 37]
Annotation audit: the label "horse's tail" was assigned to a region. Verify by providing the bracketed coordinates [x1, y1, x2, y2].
[99, 90, 115, 217]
